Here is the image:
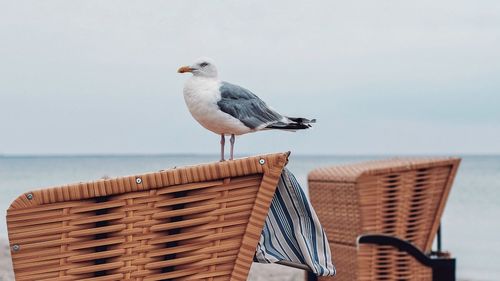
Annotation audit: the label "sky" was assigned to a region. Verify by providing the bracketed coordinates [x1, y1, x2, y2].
[0, 0, 499, 155]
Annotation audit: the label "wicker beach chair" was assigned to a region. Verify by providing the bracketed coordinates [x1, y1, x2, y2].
[308, 158, 460, 281]
[6, 152, 290, 281]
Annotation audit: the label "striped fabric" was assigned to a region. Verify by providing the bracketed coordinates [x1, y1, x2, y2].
[255, 168, 336, 276]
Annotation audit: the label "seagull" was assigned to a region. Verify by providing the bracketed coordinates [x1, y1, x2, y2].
[178, 58, 315, 161]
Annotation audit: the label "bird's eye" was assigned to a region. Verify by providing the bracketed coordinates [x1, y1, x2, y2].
[200, 62, 209, 67]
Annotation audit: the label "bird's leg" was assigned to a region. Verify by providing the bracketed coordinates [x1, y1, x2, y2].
[220, 134, 225, 162]
[229, 134, 235, 160]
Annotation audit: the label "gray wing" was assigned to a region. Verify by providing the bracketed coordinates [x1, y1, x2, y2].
[217, 82, 285, 129]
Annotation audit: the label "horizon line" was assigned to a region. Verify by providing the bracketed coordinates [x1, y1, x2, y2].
[1, 152, 499, 158]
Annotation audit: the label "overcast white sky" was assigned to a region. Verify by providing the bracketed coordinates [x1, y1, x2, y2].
[1, 0, 499, 155]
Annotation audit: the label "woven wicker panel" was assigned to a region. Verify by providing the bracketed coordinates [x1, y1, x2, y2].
[357, 244, 433, 281]
[308, 181, 361, 245]
[309, 158, 460, 281]
[319, 243, 433, 281]
[357, 165, 453, 250]
[7, 152, 289, 281]
[7, 199, 103, 281]
[309, 158, 459, 250]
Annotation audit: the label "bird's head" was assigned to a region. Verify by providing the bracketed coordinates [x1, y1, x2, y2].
[177, 58, 218, 78]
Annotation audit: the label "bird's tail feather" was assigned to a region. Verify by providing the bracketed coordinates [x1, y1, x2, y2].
[265, 117, 316, 131]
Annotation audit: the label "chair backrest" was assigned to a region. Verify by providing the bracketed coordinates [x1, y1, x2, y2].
[6, 152, 289, 281]
[308, 157, 460, 252]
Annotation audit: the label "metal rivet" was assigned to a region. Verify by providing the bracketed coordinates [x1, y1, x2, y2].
[259, 159, 266, 165]
[135, 177, 142, 184]
[26, 193, 34, 200]
[12, 244, 20, 252]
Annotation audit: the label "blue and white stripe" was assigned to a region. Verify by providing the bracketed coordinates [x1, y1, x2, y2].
[255, 168, 336, 276]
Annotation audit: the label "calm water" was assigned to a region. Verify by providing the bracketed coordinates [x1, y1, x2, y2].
[1, 154, 499, 280]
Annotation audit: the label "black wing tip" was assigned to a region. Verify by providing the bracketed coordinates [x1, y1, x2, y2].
[266, 123, 311, 130]
[266, 117, 316, 130]
[286, 117, 317, 124]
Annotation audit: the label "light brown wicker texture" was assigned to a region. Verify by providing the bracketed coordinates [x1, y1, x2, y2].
[308, 158, 460, 281]
[7, 152, 290, 281]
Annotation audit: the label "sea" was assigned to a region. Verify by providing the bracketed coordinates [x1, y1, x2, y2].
[0, 154, 499, 281]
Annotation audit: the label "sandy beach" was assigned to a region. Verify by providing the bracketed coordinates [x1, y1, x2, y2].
[0, 238, 303, 281]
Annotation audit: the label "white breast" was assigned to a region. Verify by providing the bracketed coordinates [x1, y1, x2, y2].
[183, 77, 252, 135]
